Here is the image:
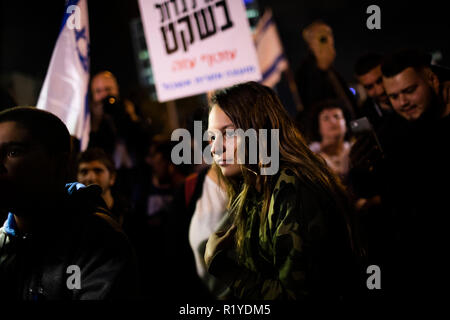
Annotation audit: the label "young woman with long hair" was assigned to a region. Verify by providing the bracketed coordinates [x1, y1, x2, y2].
[204, 81, 364, 300]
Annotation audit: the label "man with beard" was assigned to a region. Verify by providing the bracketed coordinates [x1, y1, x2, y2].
[371, 50, 450, 303]
[0, 107, 138, 300]
[354, 53, 393, 129]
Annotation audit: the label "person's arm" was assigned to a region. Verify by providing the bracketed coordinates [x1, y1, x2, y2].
[73, 213, 139, 300]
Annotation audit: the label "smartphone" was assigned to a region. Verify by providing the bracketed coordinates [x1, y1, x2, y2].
[350, 117, 373, 134]
[350, 117, 384, 153]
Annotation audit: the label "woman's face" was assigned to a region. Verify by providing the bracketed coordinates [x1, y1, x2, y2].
[318, 107, 347, 140]
[208, 105, 242, 177]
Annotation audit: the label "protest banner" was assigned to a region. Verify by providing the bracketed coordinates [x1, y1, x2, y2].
[138, 0, 261, 102]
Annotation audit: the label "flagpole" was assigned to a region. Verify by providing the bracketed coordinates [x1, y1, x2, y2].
[166, 100, 179, 131]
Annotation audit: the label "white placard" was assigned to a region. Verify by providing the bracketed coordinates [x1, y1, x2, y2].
[138, 0, 262, 102]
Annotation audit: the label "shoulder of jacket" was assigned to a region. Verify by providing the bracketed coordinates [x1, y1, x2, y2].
[93, 210, 124, 234]
[273, 169, 298, 193]
[76, 209, 132, 260]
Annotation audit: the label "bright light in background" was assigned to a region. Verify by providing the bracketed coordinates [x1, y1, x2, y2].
[247, 9, 259, 19]
[431, 50, 443, 65]
[349, 87, 356, 95]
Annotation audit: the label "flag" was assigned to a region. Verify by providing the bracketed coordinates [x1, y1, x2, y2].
[254, 8, 288, 88]
[37, 0, 90, 150]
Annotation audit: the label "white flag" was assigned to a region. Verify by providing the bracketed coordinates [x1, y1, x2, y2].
[254, 9, 288, 88]
[37, 0, 90, 150]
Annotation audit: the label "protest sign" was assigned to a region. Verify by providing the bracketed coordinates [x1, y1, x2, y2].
[138, 0, 261, 102]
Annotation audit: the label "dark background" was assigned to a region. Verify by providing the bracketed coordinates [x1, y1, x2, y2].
[1, 0, 449, 104]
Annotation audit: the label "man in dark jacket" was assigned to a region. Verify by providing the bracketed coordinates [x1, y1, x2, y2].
[351, 50, 450, 303]
[0, 107, 138, 300]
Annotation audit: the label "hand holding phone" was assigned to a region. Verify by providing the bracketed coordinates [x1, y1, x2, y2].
[349, 117, 384, 171]
[350, 117, 383, 153]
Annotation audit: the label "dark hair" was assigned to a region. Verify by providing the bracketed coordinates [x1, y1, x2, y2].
[381, 49, 432, 78]
[148, 138, 177, 163]
[354, 53, 383, 76]
[210, 82, 359, 257]
[308, 99, 353, 143]
[0, 106, 71, 156]
[76, 148, 116, 174]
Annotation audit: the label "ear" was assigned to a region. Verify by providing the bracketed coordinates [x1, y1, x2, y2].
[51, 152, 70, 183]
[423, 68, 440, 94]
[302, 28, 313, 45]
[110, 172, 116, 187]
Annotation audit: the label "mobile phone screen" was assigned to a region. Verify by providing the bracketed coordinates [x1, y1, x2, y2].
[350, 117, 384, 153]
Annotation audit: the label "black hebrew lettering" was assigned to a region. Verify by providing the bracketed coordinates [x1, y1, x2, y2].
[164, 1, 172, 20]
[155, 4, 166, 23]
[194, 6, 216, 40]
[180, 0, 188, 13]
[216, 0, 233, 31]
[158, 0, 234, 54]
[170, 0, 180, 15]
[161, 23, 178, 54]
[178, 16, 194, 52]
[165, 0, 192, 18]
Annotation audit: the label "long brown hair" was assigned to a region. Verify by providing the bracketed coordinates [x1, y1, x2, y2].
[210, 82, 361, 258]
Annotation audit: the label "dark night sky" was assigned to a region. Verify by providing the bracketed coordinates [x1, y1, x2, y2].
[1, 0, 450, 97]
[263, 0, 450, 79]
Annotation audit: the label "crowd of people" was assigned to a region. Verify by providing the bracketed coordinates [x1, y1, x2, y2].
[0, 19, 449, 303]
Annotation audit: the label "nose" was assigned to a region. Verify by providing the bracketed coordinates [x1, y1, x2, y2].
[398, 93, 409, 108]
[98, 92, 108, 102]
[0, 162, 6, 175]
[93, 89, 108, 104]
[83, 170, 97, 185]
[211, 137, 224, 157]
[374, 83, 385, 97]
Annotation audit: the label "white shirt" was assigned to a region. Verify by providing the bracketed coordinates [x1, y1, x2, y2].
[309, 141, 352, 180]
[188, 175, 227, 278]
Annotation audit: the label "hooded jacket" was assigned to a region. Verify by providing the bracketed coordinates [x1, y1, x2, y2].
[0, 183, 139, 300]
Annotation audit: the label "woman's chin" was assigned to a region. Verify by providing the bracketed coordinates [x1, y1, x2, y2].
[219, 163, 241, 177]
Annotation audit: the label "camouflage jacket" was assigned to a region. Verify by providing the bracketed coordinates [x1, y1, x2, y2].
[209, 169, 356, 300]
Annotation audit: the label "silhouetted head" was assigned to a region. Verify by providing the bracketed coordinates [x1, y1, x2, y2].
[0, 107, 71, 214]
